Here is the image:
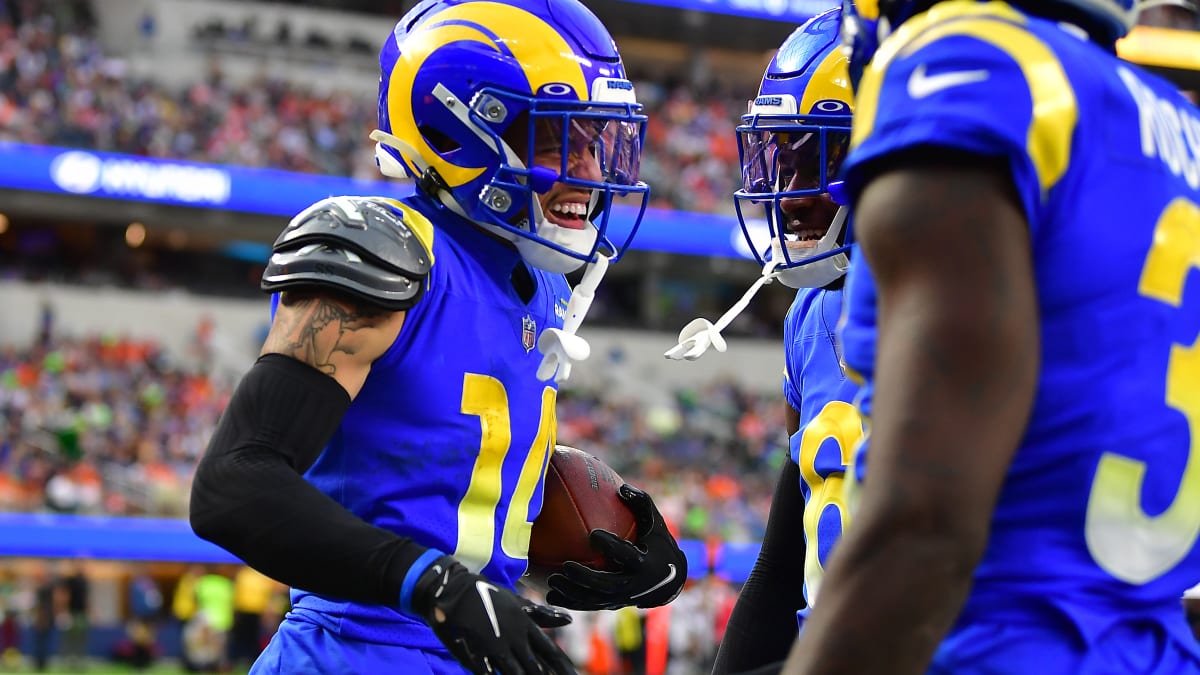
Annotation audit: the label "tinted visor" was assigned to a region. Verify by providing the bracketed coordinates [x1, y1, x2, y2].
[530, 108, 644, 190]
[740, 119, 849, 197]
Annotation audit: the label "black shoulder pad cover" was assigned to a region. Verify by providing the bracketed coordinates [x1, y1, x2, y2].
[260, 196, 434, 310]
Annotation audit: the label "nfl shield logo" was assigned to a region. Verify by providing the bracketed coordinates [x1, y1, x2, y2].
[521, 315, 536, 352]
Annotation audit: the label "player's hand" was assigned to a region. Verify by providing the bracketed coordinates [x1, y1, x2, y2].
[546, 484, 687, 610]
[413, 555, 576, 674]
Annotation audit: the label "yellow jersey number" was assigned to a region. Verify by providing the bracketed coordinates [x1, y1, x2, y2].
[797, 400, 864, 602]
[1085, 197, 1200, 584]
[455, 373, 557, 572]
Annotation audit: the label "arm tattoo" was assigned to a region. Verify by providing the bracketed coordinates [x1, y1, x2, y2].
[266, 295, 386, 375]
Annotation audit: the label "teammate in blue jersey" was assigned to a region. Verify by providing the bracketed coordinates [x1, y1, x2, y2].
[189, 1, 687, 673]
[1133, 0, 1198, 103]
[784, 0, 1200, 673]
[669, 9, 861, 674]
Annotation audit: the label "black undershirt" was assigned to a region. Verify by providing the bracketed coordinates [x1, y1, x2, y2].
[190, 354, 431, 606]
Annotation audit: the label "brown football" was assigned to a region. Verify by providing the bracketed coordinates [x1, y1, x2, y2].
[524, 445, 638, 592]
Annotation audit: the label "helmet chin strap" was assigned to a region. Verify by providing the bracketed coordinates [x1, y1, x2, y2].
[663, 204, 850, 362]
[664, 258, 782, 361]
[370, 129, 473, 221]
[537, 253, 610, 384]
[774, 206, 850, 289]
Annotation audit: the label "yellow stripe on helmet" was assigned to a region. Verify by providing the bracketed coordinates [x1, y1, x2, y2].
[438, 2, 590, 98]
[798, 44, 855, 114]
[386, 2, 591, 189]
[387, 23, 497, 187]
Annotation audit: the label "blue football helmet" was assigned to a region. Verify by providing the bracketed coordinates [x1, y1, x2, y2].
[372, 0, 649, 273]
[734, 7, 854, 289]
[841, 0, 1137, 89]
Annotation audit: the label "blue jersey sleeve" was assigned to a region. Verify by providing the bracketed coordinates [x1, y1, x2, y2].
[842, 8, 1081, 238]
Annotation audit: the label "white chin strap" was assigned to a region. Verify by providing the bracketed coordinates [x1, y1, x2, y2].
[664, 258, 782, 361]
[537, 254, 609, 383]
[513, 219, 598, 274]
[663, 205, 850, 362]
[774, 206, 851, 289]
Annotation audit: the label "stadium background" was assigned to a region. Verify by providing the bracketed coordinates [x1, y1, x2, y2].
[0, 0, 1197, 672]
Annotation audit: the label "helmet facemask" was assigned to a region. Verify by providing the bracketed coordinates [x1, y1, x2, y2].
[485, 94, 648, 274]
[374, 82, 648, 274]
[734, 102, 853, 290]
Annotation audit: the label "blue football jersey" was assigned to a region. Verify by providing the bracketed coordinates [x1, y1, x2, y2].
[281, 197, 571, 650]
[841, 1, 1200, 671]
[782, 286, 862, 608]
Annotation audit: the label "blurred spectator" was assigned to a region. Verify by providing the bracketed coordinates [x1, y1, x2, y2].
[30, 563, 56, 672]
[172, 564, 201, 626]
[229, 566, 278, 668]
[665, 578, 717, 674]
[57, 560, 89, 670]
[192, 567, 233, 671]
[36, 300, 54, 349]
[0, 567, 19, 668]
[127, 564, 163, 629]
[182, 608, 224, 673]
[111, 619, 157, 670]
[614, 606, 646, 675]
[124, 562, 162, 670]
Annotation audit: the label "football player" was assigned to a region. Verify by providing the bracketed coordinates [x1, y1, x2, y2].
[1137, 0, 1199, 31]
[784, 0, 1200, 673]
[696, 8, 862, 675]
[188, 1, 686, 673]
[1133, 0, 1199, 103]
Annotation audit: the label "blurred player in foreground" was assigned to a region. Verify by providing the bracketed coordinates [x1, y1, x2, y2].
[1133, 0, 1199, 103]
[189, 0, 686, 673]
[784, 0, 1200, 673]
[1137, 0, 1199, 33]
[676, 8, 861, 675]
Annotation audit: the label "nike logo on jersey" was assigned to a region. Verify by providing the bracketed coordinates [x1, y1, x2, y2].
[906, 64, 990, 99]
[630, 564, 677, 600]
[475, 580, 502, 638]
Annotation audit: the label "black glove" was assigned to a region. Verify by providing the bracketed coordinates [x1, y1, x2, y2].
[546, 484, 687, 611]
[412, 555, 576, 675]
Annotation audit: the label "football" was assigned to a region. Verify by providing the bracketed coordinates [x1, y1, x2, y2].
[525, 445, 638, 592]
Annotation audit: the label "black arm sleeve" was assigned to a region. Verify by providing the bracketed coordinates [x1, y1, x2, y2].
[190, 353, 431, 606]
[712, 458, 808, 675]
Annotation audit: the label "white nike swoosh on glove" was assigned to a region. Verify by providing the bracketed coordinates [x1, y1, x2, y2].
[630, 564, 677, 600]
[476, 580, 502, 638]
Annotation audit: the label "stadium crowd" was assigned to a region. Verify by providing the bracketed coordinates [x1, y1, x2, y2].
[0, 325, 778, 673]
[0, 329, 782, 545]
[0, 0, 747, 214]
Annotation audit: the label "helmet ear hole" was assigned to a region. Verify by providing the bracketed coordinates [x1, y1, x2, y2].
[418, 125, 460, 154]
